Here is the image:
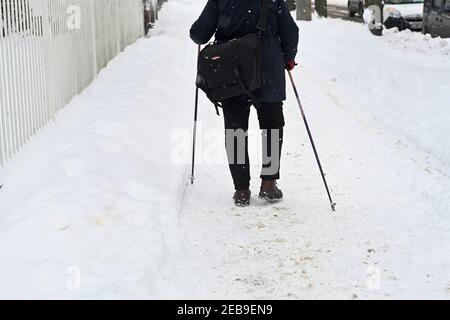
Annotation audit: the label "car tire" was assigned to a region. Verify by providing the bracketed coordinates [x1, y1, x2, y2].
[359, 3, 364, 17]
[348, 3, 356, 18]
[370, 27, 383, 36]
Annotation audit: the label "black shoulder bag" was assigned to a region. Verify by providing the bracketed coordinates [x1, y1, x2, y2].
[196, 0, 270, 115]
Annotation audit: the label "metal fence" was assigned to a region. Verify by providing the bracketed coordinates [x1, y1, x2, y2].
[0, 0, 144, 165]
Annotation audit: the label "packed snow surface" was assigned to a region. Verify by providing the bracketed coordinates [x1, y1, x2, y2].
[0, 0, 449, 299]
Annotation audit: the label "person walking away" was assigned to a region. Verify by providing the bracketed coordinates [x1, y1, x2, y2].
[190, 0, 299, 207]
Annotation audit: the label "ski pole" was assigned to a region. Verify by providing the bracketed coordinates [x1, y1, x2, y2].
[190, 45, 201, 185]
[288, 70, 337, 212]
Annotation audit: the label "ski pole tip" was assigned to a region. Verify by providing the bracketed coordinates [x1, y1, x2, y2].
[331, 202, 337, 212]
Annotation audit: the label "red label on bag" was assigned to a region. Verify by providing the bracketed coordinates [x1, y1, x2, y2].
[211, 56, 221, 61]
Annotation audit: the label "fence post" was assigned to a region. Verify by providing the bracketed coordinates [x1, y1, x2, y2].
[286, 0, 296, 11]
[315, 0, 328, 18]
[296, 0, 312, 21]
[115, 0, 121, 54]
[89, 0, 98, 77]
[43, 0, 56, 121]
[0, 2, 5, 165]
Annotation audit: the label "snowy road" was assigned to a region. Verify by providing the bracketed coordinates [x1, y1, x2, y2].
[323, 2, 364, 24]
[0, 0, 449, 299]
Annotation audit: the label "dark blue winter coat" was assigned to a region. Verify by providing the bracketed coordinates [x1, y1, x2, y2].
[190, 0, 299, 102]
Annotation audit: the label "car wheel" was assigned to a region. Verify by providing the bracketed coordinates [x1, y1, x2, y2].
[370, 27, 383, 36]
[348, 3, 356, 17]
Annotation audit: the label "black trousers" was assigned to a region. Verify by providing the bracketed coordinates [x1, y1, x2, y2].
[222, 96, 285, 191]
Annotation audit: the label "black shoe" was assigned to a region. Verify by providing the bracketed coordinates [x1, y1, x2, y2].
[259, 180, 283, 202]
[233, 190, 251, 207]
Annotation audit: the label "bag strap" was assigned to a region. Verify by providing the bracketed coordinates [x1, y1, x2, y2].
[234, 66, 261, 109]
[256, 0, 271, 32]
[197, 73, 222, 115]
[203, 86, 222, 116]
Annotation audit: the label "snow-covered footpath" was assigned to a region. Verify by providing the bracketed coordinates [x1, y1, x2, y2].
[0, 0, 449, 299]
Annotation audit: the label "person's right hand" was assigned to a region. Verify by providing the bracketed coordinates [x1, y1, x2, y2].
[285, 60, 297, 71]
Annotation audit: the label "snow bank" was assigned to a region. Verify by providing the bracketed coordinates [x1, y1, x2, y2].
[0, 0, 448, 299]
[300, 18, 450, 165]
[0, 0, 198, 299]
[383, 28, 450, 59]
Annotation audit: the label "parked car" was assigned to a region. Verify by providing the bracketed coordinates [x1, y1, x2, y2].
[383, 0, 425, 31]
[348, 0, 366, 17]
[423, 0, 450, 37]
[363, 0, 424, 34]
